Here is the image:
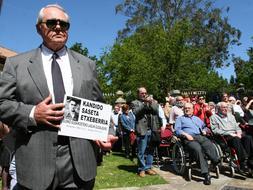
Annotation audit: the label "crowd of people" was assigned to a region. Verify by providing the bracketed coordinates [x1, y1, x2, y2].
[110, 89, 253, 185]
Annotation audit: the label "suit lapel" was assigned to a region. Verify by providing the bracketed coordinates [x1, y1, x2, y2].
[67, 49, 82, 96]
[27, 48, 50, 99]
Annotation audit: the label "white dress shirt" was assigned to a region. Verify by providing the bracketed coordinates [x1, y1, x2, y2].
[30, 45, 73, 124]
[41, 44, 73, 101]
[158, 104, 167, 127]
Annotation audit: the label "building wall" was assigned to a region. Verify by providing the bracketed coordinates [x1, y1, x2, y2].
[0, 46, 17, 71]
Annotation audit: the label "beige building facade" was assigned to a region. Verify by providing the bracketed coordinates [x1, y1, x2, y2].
[0, 46, 17, 70]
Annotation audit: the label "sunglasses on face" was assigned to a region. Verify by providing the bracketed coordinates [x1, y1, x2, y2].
[41, 19, 70, 30]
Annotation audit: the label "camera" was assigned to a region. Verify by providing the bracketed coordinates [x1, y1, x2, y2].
[144, 94, 153, 103]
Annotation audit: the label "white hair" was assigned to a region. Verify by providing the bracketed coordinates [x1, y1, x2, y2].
[216, 101, 227, 109]
[36, 4, 70, 24]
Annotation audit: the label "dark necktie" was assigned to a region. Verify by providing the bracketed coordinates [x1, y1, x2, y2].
[51, 53, 65, 103]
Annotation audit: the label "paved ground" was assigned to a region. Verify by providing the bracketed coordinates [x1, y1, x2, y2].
[103, 162, 253, 190]
[151, 164, 253, 190]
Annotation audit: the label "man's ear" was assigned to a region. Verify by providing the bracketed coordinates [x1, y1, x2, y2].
[36, 24, 42, 35]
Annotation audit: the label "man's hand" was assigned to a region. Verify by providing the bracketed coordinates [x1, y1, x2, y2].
[34, 95, 65, 128]
[230, 133, 237, 137]
[160, 126, 166, 132]
[236, 132, 242, 139]
[95, 135, 118, 151]
[144, 95, 155, 104]
[185, 134, 194, 141]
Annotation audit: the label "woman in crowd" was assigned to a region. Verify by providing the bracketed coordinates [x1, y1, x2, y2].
[120, 104, 136, 160]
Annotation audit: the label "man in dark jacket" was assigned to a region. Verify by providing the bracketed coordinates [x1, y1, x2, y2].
[131, 87, 161, 177]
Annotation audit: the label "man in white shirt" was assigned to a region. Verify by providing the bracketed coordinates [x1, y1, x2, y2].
[0, 4, 117, 190]
[169, 96, 184, 130]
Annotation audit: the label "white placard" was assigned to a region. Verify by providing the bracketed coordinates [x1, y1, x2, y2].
[58, 95, 112, 141]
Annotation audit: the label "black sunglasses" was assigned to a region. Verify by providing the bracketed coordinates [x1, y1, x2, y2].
[41, 19, 70, 30]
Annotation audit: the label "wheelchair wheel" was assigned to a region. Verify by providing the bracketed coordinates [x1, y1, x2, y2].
[153, 146, 160, 168]
[231, 156, 238, 167]
[172, 141, 186, 175]
[213, 142, 223, 166]
[187, 167, 192, 181]
[215, 165, 220, 179]
[229, 166, 235, 178]
[248, 168, 253, 178]
[163, 146, 172, 164]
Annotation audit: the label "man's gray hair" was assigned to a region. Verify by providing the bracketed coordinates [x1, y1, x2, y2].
[137, 87, 146, 94]
[176, 96, 183, 101]
[36, 4, 70, 24]
[216, 102, 221, 108]
[216, 102, 227, 109]
[184, 102, 193, 108]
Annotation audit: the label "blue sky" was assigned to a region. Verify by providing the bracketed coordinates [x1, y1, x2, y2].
[0, 0, 252, 80]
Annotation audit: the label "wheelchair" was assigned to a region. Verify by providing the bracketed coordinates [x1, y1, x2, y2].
[153, 126, 177, 168]
[211, 135, 241, 177]
[171, 137, 220, 181]
[211, 134, 251, 177]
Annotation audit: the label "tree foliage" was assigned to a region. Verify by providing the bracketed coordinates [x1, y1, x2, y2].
[116, 0, 240, 69]
[0, 0, 3, 14]
[102, 20, 229, 101]
[70, 43, 89, 57]
[70, 43, 109, 93]
[234, 47, 253, 90]
[101, 0, 240, 101]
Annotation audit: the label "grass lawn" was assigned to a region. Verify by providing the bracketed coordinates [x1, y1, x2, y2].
[94, 152, 168, 189]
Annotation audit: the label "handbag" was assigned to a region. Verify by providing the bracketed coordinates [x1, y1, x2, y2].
[151, 130, 161, 144]
[160, 127, 173, 139]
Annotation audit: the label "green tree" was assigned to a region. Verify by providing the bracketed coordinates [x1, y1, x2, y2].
[229, 75, 235, 85]
[0, 0, 3, 14]
[70, 42, 89, 58]
[103, 20, 229, 101]
[234, 47, 253, 90]
[70, 43, 109, 95]
[100, 0, 240, 100]
[116, 0, 240, 69]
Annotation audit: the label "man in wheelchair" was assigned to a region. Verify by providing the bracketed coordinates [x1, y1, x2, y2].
[175, 103, 220, 185]
[210, 102, 253, 172]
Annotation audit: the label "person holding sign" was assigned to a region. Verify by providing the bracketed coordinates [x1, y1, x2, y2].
[0, 4, 117, 190]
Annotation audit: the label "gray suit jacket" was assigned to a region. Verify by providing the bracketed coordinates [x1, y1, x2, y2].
[0, 47, 104, 190]
[131, 100, 161, 136]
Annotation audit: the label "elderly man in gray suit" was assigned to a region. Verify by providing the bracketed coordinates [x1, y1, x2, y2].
[0, 4, 117, 190]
